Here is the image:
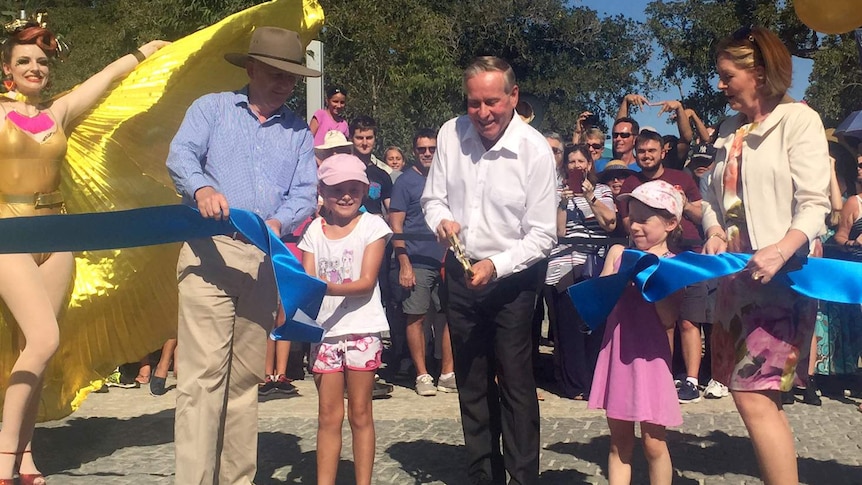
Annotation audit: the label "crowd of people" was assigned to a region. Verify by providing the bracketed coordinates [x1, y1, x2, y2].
[0, 12, 860, 485]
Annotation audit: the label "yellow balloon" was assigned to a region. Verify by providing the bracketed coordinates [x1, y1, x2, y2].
[795, 0, 862, 34]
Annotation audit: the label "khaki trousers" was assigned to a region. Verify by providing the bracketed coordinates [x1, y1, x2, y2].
[174, 236, 276, 485]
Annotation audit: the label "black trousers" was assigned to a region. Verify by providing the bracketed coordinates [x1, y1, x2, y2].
[443, 254, 540, 485]
[551, 284, 602, 398]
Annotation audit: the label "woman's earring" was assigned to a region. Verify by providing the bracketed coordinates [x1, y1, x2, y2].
[2, 75, 15, 92]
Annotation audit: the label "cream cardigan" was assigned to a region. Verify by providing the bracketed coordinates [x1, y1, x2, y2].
[701, 101, 830, 252]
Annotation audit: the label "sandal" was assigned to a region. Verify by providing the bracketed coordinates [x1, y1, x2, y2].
[19, 473, 47, 485]
[0, 451, 17, 484]
[0, 450, 46, 485]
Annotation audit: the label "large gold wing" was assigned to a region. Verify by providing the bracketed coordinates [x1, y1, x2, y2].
[0, 0, 324, 422]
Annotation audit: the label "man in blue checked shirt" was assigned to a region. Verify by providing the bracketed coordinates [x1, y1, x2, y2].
[166, 27, 319, 485]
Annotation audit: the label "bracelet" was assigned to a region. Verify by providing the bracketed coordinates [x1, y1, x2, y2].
[707, 232, 726, 242]
[131, 49, 146, 63]
[774, 244, 787, 263]
[590, 196, 597, 204]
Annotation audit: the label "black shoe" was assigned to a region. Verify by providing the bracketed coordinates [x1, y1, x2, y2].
[781, 391, 795, 405]
[802, 386, 821, 406]
[273, 375, 299, 395]
[372, 377, 394, 399]
[259, 376, 277, 396]
[802, 376, 822, 406]
[150, 375, 168, 396]
[678, 381, 702, 403]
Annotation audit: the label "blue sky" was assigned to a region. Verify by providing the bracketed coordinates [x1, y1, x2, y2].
[577, 0, 814, 131]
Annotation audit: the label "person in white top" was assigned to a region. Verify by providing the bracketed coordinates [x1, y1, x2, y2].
[298, 153, 392, 485]
[421, 56, 556, 485]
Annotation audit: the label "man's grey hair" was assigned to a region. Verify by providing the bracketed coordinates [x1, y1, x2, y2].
[463, 56, 516, 94]
[543, 132, 563, 145]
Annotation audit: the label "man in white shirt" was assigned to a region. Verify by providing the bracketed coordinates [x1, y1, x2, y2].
[421, 56, 556, 485]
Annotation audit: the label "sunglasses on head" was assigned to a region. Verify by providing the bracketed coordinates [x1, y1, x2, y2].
[612, 132, 633, 139]
[732, 25, 756, 43]
[587, 143, 603, 150]
[416, 146, 437, 154]
[731, 25, 762, 62]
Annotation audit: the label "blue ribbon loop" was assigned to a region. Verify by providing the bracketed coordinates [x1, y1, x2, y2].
[0, 205, 326, 342]
[569, 249, 862, 331]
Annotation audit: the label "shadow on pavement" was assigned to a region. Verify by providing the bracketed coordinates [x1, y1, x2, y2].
[386, 440, 466, 484]
[35, 409, 175, 475]
[548, 429, 862, 485]
[257, 431, 357, 484]
[386, 439, 604, 484]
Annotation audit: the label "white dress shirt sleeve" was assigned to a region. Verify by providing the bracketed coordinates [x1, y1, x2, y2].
[488, 141, 557, 278]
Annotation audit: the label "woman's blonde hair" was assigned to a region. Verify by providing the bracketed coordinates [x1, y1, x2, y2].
[715, 26, 792, 99]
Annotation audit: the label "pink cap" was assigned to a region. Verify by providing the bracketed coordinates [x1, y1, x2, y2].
[318, 153, 369, 186]
[619, 180, 683, 220]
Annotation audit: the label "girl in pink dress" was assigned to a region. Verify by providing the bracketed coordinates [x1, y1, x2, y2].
[588, 180, 684, 485]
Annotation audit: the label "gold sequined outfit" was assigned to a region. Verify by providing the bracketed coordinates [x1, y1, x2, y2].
[0, 113, 67, 264]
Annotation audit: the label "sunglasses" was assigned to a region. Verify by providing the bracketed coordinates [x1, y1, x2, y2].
[857, 162, 862, 169]
[612, 132, 633, 139]
[731, 25, 762, 63]
[551, 147, 563, 155]
[601, 173, 629, 182]
[416, 146, 437, 154]
[587, 143, 603, 150]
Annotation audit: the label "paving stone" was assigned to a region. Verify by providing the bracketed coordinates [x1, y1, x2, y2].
[32, 376, 862, 484]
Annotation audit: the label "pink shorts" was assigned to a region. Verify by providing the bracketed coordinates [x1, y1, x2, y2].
[312, 334, 383, 373]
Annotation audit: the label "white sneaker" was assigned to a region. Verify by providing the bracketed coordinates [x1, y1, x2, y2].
[415, 374, 437, 396]
[704, 379, 729, 399]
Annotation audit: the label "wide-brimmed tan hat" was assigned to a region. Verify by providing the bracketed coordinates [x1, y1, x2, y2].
[225, 26, 321, 78]
[598, 159, 636, 183]
[314, 130, 354, 159]
[315, 130, 353, 150]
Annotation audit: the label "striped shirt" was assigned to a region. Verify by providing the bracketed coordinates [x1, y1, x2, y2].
[545, 183, 615, 285]
[166, 87, 318, 237]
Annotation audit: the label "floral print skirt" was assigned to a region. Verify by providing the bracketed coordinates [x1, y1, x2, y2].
[711, 272, 816, 392]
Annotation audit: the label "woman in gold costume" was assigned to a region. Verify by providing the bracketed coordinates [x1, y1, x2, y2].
[0, 21, 166, 485]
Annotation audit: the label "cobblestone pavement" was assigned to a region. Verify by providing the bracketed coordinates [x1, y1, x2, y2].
[34, 376, 862, 484]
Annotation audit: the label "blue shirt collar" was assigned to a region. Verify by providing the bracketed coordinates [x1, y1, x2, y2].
[232, 86, 291, 120]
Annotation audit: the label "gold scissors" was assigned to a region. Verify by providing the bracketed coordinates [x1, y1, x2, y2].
[448, 233, 474, 278]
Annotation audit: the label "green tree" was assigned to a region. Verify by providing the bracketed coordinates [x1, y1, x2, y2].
[806, 34, 862, 128]
[645, 0, 862, 128]
[1, 0, 654, 147]
[319, 0, 462, 151]
[444, 0, 653, 134]
[321, 0, 650, 148]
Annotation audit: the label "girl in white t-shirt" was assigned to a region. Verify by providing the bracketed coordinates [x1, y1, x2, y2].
[297, 153, 392, 485]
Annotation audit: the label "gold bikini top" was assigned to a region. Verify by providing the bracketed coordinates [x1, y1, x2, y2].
[0, 112, 67, 201]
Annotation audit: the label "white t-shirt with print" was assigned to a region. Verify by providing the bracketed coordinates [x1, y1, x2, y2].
[298, 212, 392, 337]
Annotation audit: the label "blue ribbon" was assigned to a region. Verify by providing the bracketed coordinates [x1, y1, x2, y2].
[0, 205, 326, 342]
[569, 249, 862, 330]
